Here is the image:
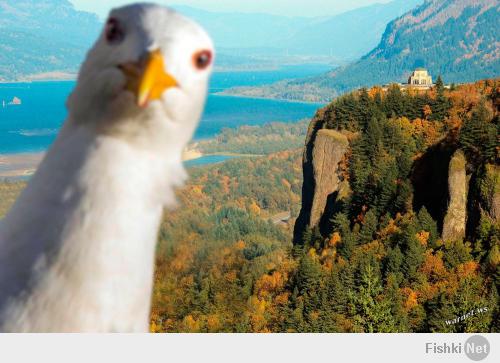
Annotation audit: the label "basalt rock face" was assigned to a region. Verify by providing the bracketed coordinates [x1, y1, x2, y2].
[293, 112, 349, 244]
[310, 130, 349, 231]
[442, 150, 469, 242]
[481, 164, 500, 224]
[411, 140, 456, 232]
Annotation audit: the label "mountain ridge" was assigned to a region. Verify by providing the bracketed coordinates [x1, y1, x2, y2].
[224, 0, 500, 102]
[0, 0, 101, 81]
[0, 0, 423, 81]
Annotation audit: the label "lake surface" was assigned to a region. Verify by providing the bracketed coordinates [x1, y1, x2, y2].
[0, 64, 328, 155]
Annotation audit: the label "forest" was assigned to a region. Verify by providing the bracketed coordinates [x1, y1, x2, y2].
[196, 119, 309, 155]
[151, 78, 499, 333]
[0, 79, 498, 333]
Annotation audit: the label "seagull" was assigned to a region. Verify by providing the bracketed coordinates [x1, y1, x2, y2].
[0, 3, 214, 332]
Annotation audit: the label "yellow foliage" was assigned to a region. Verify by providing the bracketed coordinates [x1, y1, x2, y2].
[378, 218, 400, 238]
[225, 270, 238, 283]
[420, 251, 448, 282]
[207, 315, 221, 332]
[182, 315, 200, 333]
[307, 248, 318, 259]
[255, 271, 286, 298]
[416, 231, 430, 246]
[235, 240, 246, 250]
[401, 288, 418, 311]
[328, 232, 342, 248]
[248, 201, 261, 215]
[456, 261, 479, 278]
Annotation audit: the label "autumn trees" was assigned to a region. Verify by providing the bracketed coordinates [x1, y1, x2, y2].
[293, 79, 499, 332]
[148, 79, 499, 333]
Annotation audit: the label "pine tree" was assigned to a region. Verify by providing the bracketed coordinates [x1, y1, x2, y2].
[459, 102, 497, 165]
[296, 255, 323, 328]
[360, 209, 378, 244]
[417, 207, 439, 248]
[430, 75, 451, 121]
[400, 221, 426, 282]
[333, 212, 357, 260]
[352, 258, 397, 332]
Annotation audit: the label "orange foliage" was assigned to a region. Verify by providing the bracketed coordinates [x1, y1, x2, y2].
[328, 232, 342, 248]
[420, 251, 448, 282]
[456, 261, 479, 279]
[401, 287, 418, 312]
[206, 315, 221, 332]
[416, 231, 430, 246]
[422, 104, 432, 120]
[255, 271, 286, 298]
[378, 218, 400, 239]
[182, 315, 201, 332]
[248, 201, 261, 215]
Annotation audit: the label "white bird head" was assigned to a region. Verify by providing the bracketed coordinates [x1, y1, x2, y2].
[67, 3, 214, 150]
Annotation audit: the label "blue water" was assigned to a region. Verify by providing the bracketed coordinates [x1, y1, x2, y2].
[184, 155, 237, 167]
[0, 65, 327, 154]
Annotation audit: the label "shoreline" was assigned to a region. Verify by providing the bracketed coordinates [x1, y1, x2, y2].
[213, 91, 326, 105]
[0, 148, 208, 180]
[0, 148, 264, 179]
[0, 152, 45, 179]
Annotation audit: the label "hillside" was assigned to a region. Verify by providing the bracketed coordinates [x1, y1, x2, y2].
[292, 79, 499, 332]
[176, 0, 422, 60]
[1, 80, 499, 333]
[0, 0, 423, 80]
[0, 0, 101, 81]
[157, 79, 498, 333]
[225, 0, 500, 102]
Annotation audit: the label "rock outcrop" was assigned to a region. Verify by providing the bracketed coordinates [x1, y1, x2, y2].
[442, 150, 468, 241]
[411, 140, 455, 232]
[293, 113, 349, 244]
[309, 130, 349, 228]
[481, 164, 500, 224]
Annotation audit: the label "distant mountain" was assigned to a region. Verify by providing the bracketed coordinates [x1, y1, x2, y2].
[228, 0, 500, 101]
[314, 0, 500, 93]
[278, 0, 424, 60]
[0, 0, 101, 81]
[175, 0, 423, 61]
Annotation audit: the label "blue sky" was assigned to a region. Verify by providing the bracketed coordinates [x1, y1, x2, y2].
[70, 0, 393, 18]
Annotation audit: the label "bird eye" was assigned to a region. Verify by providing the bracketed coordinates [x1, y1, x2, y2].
[193, 50, 213, 70]
[105, 18, 125, 45]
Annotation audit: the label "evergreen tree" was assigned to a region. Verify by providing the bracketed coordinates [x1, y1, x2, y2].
[333, 212, 357, 260]
[352, 257, 397, 332]
[459, 102, 497, 165]
[295, 255, 323, 329]
[360, 209, 378, 244]
[417, 207, 439, 248]
[399, 221, 426, 282]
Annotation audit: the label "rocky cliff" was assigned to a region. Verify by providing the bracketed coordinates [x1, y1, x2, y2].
[483, 164, 500, 223]
[294, 80, 499, 245]
[442, 150, 469, 241]
[293, 112, 350, 244]
[309, 130, 349, 229]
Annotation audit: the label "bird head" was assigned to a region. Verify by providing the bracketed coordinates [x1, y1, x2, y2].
[67, 3, 214, 150]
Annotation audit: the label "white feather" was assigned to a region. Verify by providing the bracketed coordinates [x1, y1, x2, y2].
[0, 3, 213, 332]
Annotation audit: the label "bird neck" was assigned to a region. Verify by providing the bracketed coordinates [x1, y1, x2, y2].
[0, 122, 184, 331]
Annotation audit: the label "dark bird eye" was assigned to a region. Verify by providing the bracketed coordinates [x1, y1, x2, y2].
[193, 50, 213, 70]
[105, 18, 125, 45]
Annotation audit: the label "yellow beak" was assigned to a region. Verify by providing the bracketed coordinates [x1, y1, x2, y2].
[120, 50, 178, 108]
